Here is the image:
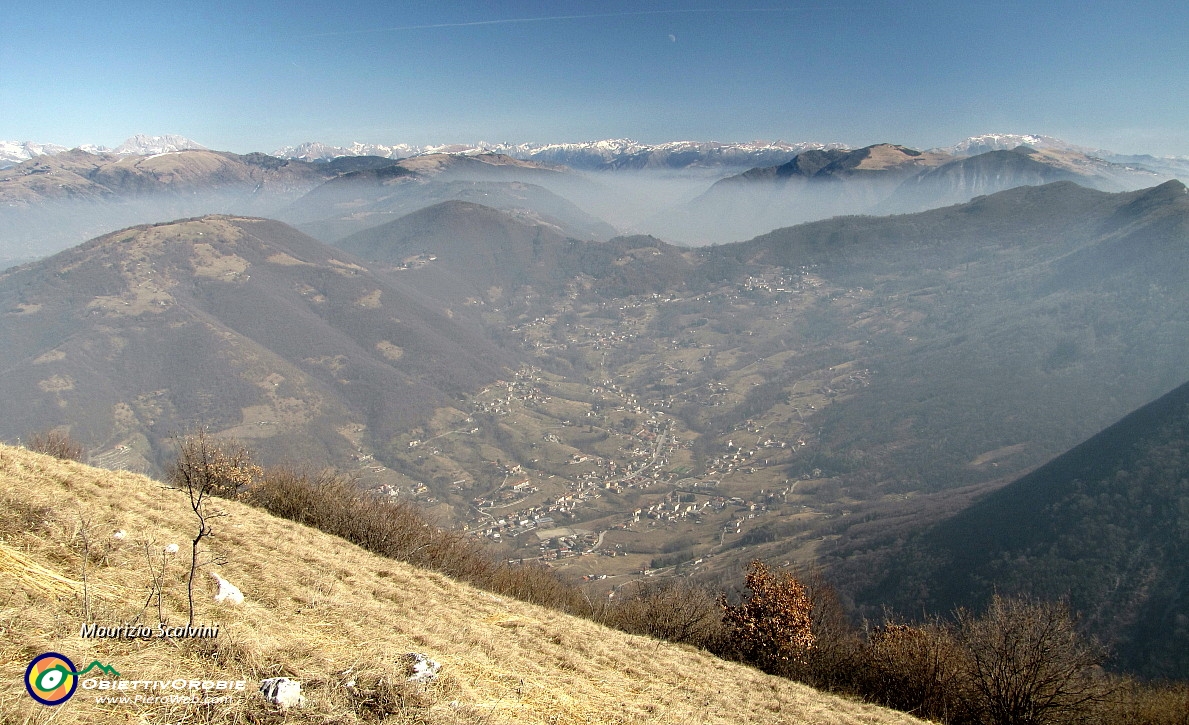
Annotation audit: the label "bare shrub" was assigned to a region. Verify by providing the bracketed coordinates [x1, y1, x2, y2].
[956, 594, 1107, 725]
[604, 578, 726, 649]
[860, 619, 975, 724]
[242, 465, 591, 616]
[25, 429, 85, 462]
[1098, 679, 1189, 725]
[171, 430, 262, 499]
[245, 465, 479, 569]
[487, 562, 592, 615]
[719, 560, 815, 673]
[785, 573, 866, 692]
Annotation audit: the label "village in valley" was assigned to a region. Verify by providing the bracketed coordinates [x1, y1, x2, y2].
[364, 260, 888, 588]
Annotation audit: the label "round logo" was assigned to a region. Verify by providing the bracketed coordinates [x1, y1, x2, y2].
[25, 652, 78, 706]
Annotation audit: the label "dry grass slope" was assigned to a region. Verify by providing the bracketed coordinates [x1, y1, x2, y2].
[0, 444, 925, 725]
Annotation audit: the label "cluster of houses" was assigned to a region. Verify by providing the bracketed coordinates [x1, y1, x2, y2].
[538, 531, 598, 560]
[741, 270, 808, 294]
[470, 369, 550, 417]
[472, 510, 558, 541]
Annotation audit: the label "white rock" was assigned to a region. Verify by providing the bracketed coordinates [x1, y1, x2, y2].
[406, 653, 441, 683]
[210, 571, 244, 605]
[259, 677, 305, 709]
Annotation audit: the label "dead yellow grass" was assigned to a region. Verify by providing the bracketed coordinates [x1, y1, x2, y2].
[0, 444, 927, 724]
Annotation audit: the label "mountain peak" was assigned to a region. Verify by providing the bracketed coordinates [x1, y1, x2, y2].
[108, 134, 207, 155]
[934, 133, 1103, 158]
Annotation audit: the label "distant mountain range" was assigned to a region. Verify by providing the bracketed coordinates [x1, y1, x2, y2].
[276, 152, 615, 242]
[649, 143, 1173, 243]
[272, 139, 849, 171]
[0, 147, 343, 263]
[4, 132, 1188, 259]
[272, 134, 1189, 174]
[9, 133, 1187, 173]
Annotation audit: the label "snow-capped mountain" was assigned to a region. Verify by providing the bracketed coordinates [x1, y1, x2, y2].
[6, 132, 1183, 176]
[272, 139, 851, 170]
[0, 135, 207, 168]
[107, 134, 207, 155]
[516, 139, 850, 170]
[932, 133, 1101, 157]
[0, 140, 69, 168]
[277, 141, 424, 162]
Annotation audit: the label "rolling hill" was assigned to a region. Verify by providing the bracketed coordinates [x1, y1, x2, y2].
[335, 200, 697, 301]
[696, 182, 1189, 503]
[654, 144, 1169, 244]
[0, 215, 511, 476]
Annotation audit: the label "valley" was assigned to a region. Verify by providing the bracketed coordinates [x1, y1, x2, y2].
[378, 264, 871, 586]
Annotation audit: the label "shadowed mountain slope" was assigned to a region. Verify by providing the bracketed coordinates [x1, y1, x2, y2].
[0, 215, 511, 473]
[857, 377, 1189, 679]
[706, 180, 1189, 492]
[880, 147, 1091, 210]
[730, 144, 950, 182]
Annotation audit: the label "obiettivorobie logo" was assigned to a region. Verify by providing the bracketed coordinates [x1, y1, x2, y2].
[24, 651, 247, 707]
[24, 652, 119, 706]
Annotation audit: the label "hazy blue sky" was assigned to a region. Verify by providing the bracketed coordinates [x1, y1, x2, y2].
[2, 0, 1186, 155]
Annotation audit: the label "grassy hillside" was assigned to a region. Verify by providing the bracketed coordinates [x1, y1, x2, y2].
[0, 444, 924, 725]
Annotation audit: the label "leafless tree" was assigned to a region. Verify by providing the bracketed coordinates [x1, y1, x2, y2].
[956, 594, 1107, 725]
[170, 430, 259, 627]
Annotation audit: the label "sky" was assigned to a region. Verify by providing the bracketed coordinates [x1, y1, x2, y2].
[2, 0, 1187, 156]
